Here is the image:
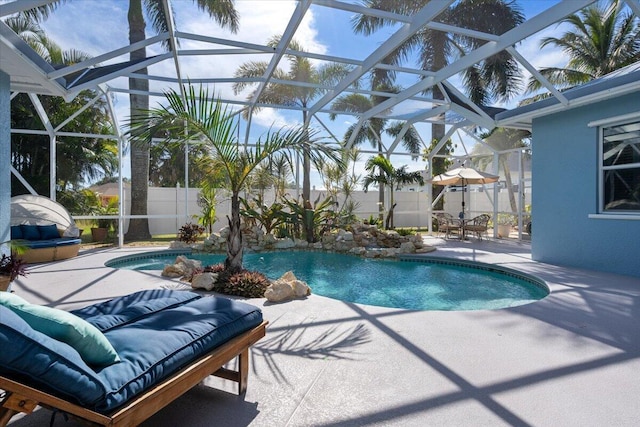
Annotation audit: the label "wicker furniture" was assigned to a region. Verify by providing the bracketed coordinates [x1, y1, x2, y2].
[435, 213, 462, 239]
[465, 214, 491, 240]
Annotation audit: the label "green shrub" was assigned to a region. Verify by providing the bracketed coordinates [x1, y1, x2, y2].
[395, 228, 415, 236]
[203, 264, 270, 298]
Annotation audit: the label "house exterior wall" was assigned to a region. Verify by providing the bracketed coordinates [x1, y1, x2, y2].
[531, 92, 640, 277]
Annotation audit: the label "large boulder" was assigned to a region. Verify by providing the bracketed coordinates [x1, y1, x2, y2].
[191, 272, 218, 291]
[264, 271, 311, 302]
[273, 238, 295, 249]
[161, 256, 202, 280]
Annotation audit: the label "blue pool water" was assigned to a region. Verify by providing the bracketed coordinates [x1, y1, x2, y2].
[107, 251, 548, 311]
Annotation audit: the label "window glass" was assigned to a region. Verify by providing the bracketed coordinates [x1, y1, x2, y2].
[602, 119, 640, 212]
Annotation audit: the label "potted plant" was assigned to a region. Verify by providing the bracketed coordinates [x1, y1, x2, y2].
[89, 194, 119, 242]
[0, 241, 28, 291]
[497, 213, 515, 238]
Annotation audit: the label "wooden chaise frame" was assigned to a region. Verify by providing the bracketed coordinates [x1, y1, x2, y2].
[0, 321, 267, 427]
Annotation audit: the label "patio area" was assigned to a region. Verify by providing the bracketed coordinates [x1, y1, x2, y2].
[6, 237, 640, 427]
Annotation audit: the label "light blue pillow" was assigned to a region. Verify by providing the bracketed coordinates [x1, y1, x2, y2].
[0, 293, 120, 367]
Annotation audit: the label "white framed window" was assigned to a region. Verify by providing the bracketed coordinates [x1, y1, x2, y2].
[598, 116, 640, 214]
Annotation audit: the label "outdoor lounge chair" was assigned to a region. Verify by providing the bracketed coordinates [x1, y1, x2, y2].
[465, 214, 491, 240]
[434, 213, 461, 239]
[0, 289, 267, 426]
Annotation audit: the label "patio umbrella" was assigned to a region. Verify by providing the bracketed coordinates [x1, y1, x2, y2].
[430, 166, 499, 235]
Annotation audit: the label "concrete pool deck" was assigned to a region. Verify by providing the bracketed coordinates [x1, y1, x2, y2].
[5, 237, 640, 426]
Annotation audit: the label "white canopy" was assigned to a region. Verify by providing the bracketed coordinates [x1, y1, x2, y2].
[10, 195, 79, 237]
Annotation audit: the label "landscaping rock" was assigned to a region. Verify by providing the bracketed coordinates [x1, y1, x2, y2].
[191, 272, 218, 291]
[264, 271, 311, 302]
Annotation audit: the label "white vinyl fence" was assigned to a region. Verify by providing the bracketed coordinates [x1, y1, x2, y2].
[117, 185, 530, 236]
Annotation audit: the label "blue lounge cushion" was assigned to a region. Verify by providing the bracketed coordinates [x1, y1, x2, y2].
[0, 289, 263, 413]
[0, 306, 108, 407]
[0, 293, 120, 367]
[10, 225, 23, 240]
[20, 224, 41, 240]
[26, 237, 81, 249]
[93, 293, 262, 412]
[38, 224, 61, 240]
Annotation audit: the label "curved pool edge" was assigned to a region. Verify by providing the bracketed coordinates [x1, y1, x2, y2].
[105, 248, 193, 269]
[104, 249, 550, 310]
[399, 254, 550, 295]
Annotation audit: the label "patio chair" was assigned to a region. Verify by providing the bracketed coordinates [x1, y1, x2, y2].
[434, 213, 461, 239]
[465, 214, 491, 240]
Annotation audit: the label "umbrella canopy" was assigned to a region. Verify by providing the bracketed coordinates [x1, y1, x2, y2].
[430, 166, 499, 186]
[430, 166, 499, 229]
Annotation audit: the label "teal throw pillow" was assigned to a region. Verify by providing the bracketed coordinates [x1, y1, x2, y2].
[0, 293, 120, 367]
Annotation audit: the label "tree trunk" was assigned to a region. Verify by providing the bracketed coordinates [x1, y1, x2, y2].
[431, 86, 446, 211]
[500, 156, 518, 213]
[225, 191, 243, 274]
[377, 142, 384, 222]
[301, 111, 314, 243]
[124, 0, 151, 241]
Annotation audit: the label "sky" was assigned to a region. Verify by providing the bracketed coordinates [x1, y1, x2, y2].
[12, 0, 586, 189]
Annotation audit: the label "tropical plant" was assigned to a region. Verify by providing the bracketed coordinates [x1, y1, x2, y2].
[199, 263, 270, 297]
[177, 222, 205, 244]
[0, 241, 28, 283]
[197, 185, 218, 235]
[362, 155, 424, 229]
[321, 147, 361, 226]
[233, 35, 351, 241]
[353, 0, 524, 211]
[329, 83, 422, 220]
[526, 0, 640, 98]
[127, 84, 342, 273]
[240, 195, 287, 235]
[281, 195, 339, 241]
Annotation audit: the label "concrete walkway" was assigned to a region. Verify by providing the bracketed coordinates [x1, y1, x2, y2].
[6, 237, 640, 426]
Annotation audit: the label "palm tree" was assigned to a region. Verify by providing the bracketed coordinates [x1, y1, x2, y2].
[125, 0, 239, 241]
[233, 35, 351, 239]
[19, 1, 240, 241]
[526, 0, 640, 96]
[362, 155, 424, 229]
[353, 0, 524, 209]
[329, 83, 421, 220]
[128, 84, 342, 273]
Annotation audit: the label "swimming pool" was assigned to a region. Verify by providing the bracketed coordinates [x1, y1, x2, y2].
[106, 250, 548, 311]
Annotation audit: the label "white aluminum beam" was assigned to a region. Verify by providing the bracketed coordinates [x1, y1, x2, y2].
[47, 33, 170, 80]
[357, 0, 596, 124]
[506, 46, 569, 105]
[0, 0, 56, 17]
[307, 0, 455, 120]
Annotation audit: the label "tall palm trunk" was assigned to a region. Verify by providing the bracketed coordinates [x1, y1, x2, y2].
[124, 0, 151, 241]
[500, 156, 518, 213]
[377, 140, 384, 221]
[301, 109, 314, 243]
[225, 191, 243, 273]
[431, 86, 447, 212]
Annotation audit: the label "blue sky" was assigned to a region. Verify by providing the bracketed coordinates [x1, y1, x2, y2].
[27, 0, 575, 187]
